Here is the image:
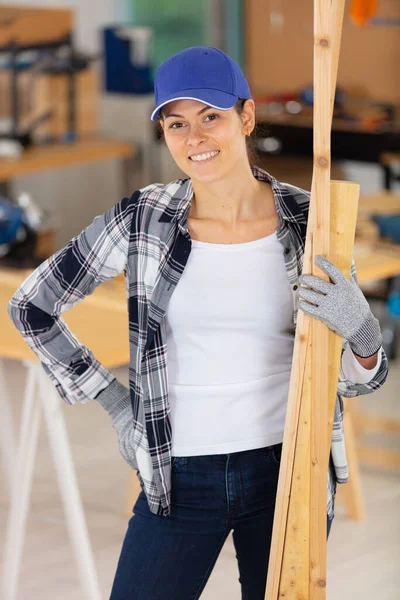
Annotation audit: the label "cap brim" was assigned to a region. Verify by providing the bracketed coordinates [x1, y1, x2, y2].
[150, 88, 239, 121]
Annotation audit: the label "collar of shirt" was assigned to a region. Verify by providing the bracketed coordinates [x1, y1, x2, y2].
[157, 165, 308, 237]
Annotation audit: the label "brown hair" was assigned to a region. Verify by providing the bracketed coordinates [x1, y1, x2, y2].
[155, 98, 258, 166]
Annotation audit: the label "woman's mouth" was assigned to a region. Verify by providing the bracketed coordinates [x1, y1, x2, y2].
[189, 150, 220, 164]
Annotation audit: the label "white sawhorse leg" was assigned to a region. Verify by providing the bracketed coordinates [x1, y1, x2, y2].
[0, 358, 16, 498]
[1, 361, 102, 600]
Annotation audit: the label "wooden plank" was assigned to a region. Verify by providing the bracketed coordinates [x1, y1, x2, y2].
[326, 182, 360, 463]
[278, 349, 312, 598]
[265, 2, 356, 598]
[273, 180, 359, 600]
[309, 0, 333, 592]
[265, 291, 310, 597]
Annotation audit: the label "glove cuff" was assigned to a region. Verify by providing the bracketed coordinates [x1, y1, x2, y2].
[95, 378, 131, 419]
[349, 312, 383, 358]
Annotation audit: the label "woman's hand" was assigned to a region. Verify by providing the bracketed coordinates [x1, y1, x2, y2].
[95, 379, 138, 470]
[113, 407, 139, 471]
[296, 255, 382, 359]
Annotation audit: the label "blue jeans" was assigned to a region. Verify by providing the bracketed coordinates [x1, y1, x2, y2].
[109, 443, 334, 600]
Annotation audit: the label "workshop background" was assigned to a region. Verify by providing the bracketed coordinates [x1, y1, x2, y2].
[0, 1, 399, 599]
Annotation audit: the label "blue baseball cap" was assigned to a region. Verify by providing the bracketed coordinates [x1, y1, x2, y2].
[150, 46, 253, 121]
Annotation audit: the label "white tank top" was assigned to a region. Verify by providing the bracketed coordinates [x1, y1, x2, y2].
[165, 231, 382, 457]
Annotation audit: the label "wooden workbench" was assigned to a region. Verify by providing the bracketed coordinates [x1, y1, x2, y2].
[0, 136, 136, 182]
[358, 191, 400, 217]
[0, 136, 140, 250]
[354, 244, 400, 284]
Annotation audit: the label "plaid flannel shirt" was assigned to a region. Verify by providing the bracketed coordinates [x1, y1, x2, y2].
[8, 165, 389, 520]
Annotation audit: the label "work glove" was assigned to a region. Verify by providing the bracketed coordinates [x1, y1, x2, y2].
[296, 255, 382, 358]
[95, 378, 138, 470]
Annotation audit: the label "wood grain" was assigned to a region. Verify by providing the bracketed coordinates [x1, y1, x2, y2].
[264, 2, 360, 598]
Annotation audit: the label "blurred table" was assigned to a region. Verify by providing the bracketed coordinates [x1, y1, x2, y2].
[358, 191, 400, 217]
[354, 242, 400, 284]
[254, 107, 400, 168]
[0, 135, 138, 199]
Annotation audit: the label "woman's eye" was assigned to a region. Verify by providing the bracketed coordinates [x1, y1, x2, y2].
[169, 114, 219, 129]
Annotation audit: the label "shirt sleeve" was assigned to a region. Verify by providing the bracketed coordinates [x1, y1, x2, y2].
[336, 255, 389, 398]
[7, 191, 139, 406]
[340, 343, 383, 384]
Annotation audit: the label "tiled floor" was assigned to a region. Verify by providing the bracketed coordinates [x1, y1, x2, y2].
[1, 325, 399, 599]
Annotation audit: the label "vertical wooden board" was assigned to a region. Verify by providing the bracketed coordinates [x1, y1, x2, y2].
[281, 181, 359, 600]
[265, 3, 348, 598]
[326, 181, 360, 458]
[279, 335, 312, 599]
[265, 309, 311, 599]
[309, 0, 333, 593]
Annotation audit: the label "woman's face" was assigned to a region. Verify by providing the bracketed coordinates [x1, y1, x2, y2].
[160, 99, 255, 183]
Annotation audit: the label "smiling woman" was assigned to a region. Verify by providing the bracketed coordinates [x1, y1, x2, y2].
[105, 46, 379, 599]
[7, 43, 388, 600]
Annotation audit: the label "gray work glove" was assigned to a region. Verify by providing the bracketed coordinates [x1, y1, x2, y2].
[296, 255, 382, 358]
[95, 378, 138, 469]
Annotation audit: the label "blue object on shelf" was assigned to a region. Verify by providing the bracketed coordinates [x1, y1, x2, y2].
[0, 198, 24, 247]
[371, 214, 400, 244]
[387, 276, 400, 319]
[299, 85, 345, 108]
[61, 131, 78, 143]
[388, 292, 400, 318]
[103, 25, 154, 95]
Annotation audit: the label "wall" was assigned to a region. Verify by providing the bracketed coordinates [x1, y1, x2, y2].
[245, 0, 400, 103]
[128, 0, 212, 72]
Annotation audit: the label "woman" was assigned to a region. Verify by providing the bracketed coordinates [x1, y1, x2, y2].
[8, 47, 388, 600]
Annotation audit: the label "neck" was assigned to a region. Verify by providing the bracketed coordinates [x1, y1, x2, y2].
[189, 161, 268, 226]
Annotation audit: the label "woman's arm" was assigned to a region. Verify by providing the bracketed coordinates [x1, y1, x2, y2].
[340, 343, 382, 384]
[7, 190, 140, 406]
[353, 350, 379, 369]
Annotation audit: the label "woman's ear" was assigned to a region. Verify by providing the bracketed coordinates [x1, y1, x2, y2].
[242, 99, 255, 132]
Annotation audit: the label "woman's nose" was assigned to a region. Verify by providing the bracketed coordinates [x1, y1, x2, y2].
[186, 123, 207, 145]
